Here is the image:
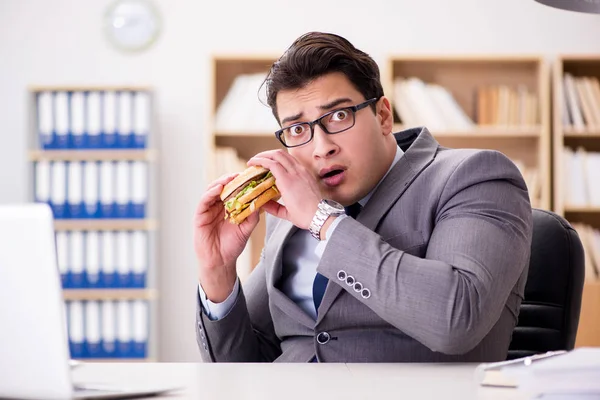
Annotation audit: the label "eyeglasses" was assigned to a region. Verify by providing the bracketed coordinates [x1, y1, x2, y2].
[275, 97, 379, 148]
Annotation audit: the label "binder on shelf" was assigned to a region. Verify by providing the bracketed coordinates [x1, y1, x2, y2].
[132, 300, 148, 358]
[67, 161, 85, 219]
[115, 161, 131, 218]
[37, 91, 54, 149]
[133, 91, 150, 148]
[54, 91, 70, 149]
[102, 91, 118, 148]
[131, 161, 147, 218]
[68, 300, 85, 358]
[116, 300, 133, 358]
[85, 301, 102, 358]
[70, 231, 86, 288]
[35, 160, 51, 204]
[131, 231, 147, 288]
[86, 91, 102, 148]
[101, 300, 117, 358]
[99, 161, 116, 218]
[83, 161, 100, 218]
[70, 91, 86, 148]
[56, 231, 69, 288]
[101, 231, 117, 288]
[116, 231, 131, 288]
[50, 161, 68, 219]
[117, 91, 133, 148]
[86, 231, 101, 288]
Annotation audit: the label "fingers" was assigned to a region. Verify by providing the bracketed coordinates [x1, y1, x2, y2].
[261, 200, 288, 220]
[206, 173, 238, 192]
[195, 183, 225, 219]
[248, 149, 298, 174]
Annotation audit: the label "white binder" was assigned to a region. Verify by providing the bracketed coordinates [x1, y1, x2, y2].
[68, 300, 85, 358]
[85, 231, 100, 288]
[35, 160, 51, 204]
[99, 161, 115, 218]
[70, 231, 85, 288]
[116, 231, 131, 288]
[86, 91, 102, 148]
[85, 301, 102, 358]
[115, 161, 131, 218]
[55, 231, 70, 288]
[37, 91, 54, 149]
[131, 231, 147, 288]
[101, 301, 117, 358]
[100, 231, 116, 288]
[116, 300, 133, 357]
[118, 91, 133, 148]
[50, 161, 67, 218]
[67, 161, 84, 219]
[70, 91, 85, 148]
[102, 91, 117, 148]
[132, 300, 148, 358]
[54, 91, 70, 148]
[131, 161, 147, 218]
[83, 161, 99, 218]
[133, 91, 150, 148]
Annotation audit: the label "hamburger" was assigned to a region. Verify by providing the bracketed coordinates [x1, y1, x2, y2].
[220, 165, 280, 224]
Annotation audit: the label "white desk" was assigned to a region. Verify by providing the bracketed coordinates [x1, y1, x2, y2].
[73, 362, 531, 400]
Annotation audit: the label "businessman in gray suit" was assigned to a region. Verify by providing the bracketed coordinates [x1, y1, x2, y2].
[193, 32, 533, 362]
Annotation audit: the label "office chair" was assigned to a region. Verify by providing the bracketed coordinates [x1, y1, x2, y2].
[507, 209, 585, 360]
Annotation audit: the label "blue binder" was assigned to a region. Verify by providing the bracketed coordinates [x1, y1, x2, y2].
[86, 91, 102, 149]
[70, 91, 86, 149]
[67, 161, 85, 219]
[54, 91, 70, 149]
[50, 161, 69, 219]
[117, 91, 133, 148]
[133, 91, 150, 149]
[37, 91, 55, 149]
[102, 91, 118, 148]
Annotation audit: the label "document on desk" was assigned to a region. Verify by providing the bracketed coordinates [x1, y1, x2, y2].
[477, 348, 600, 397]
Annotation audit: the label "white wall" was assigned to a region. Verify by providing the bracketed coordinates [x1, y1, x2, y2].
[1, 0, 599, 361]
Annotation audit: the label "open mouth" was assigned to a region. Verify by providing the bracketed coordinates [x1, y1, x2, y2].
[322, 169, 344, 179]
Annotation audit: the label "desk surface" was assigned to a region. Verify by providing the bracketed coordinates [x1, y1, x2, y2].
[73, 362, 531, 400]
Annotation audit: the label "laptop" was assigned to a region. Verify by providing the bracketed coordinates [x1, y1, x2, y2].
[0, 203, 179, 399]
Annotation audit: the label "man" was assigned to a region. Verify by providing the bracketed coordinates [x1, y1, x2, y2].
[194, 32, 533, 363]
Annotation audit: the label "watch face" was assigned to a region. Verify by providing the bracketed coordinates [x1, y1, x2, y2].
[322, 199, 344, 212]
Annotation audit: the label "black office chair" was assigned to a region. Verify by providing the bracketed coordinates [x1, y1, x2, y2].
[507, 209, 585, 360]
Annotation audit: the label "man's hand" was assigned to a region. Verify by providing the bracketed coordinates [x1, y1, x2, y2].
[247, 150, 321, 230]
[194, 173, 260, 302]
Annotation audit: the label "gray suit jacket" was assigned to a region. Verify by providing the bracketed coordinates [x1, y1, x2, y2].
[196, 126, 533, 363]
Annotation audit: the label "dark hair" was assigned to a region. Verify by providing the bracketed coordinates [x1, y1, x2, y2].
[263, 32, 384, 123]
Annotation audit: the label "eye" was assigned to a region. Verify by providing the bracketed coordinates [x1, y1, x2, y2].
[330, 109, 349, 122]
[288, 124, 307, 137]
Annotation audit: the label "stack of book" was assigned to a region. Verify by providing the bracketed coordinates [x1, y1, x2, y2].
[562, 74, 600, 131]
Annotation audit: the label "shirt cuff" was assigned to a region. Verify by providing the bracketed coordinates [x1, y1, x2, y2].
[198, 277, 240, 321]
[315, 214, 347, 258]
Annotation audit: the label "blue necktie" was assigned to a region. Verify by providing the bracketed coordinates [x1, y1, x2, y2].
[313, 202, 362, 314]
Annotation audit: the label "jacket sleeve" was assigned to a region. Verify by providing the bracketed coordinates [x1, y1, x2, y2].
[196, 216, 282, 362]
[317, 150, 533, 355]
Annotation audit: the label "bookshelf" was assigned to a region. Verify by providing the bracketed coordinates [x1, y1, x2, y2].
[27, 85, 159, 361]
[208, 55, 281, 280]
[552, 56, 600, 347]
[387, 55, 551, 211]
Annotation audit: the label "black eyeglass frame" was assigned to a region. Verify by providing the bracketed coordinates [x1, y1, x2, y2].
[274, 97, 379, 148]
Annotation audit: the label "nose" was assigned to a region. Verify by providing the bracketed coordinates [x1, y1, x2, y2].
[312, 125, 339, 160]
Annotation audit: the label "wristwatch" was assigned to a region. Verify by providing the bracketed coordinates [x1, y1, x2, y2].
[309, 199, 345, 240]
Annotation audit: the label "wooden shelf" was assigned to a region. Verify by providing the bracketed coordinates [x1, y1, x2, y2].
[564, 129, 600, 137]
[53, 219, 158, 231]
[28, 149, 157, 161]
[63, 289, 157, 301]
[73, 358, 156, 363]
[565, 207, 600, 213]
[394, 124, 542, 138]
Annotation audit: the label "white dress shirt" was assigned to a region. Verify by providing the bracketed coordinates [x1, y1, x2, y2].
[199, 144, 403, 321]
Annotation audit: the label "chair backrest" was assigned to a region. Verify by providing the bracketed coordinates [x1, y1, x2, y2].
[507, 209, 585, 360]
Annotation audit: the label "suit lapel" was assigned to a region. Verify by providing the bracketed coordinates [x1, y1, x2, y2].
[266, 219, 315, 328]
[315, 127, 439, 322]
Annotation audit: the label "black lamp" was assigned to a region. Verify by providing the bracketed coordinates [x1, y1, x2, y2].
[534, 0, 600, 14]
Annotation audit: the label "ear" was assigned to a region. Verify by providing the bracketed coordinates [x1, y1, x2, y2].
[377, 96, 394, 136]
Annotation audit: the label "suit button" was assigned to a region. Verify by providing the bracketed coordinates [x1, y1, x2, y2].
[345, 275, 355, 286]
[316, 332, 331, 345]
[337, 270, 346, 281]
[353, 282, 363, 292]
[361, 288, 371, 299]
